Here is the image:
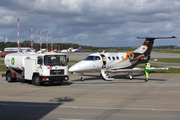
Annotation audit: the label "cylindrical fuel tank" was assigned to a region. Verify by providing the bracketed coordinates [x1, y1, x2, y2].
[5, 52, 37, 71]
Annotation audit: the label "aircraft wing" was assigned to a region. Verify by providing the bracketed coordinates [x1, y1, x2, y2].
[108, 67, 169, 72]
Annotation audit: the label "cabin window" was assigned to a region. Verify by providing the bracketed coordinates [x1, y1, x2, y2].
[108, 57, 111, 60]
[95, 56, 100, 60]
[83, 56, 100, 60]
[84, 56, 94, 60]
[112, 57, 115, 60]
[116, 56, 119, 60]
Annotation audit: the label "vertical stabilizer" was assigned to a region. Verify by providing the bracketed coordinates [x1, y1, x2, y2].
[135, 36, 176, 62]
[137, 36, 176, 56]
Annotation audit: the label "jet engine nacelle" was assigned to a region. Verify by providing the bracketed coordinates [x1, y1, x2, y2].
[129, 52, 144, 61]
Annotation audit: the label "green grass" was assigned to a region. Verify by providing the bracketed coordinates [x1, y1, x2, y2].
[82, 48, 134, 52]
[68, 60, 80, 63]
[153, 49, 180, 54]
[0, 60, 4, 63]
[150, 58, 180, 63]
[0, 65, 8, 72]
[150, 68, 180, 73]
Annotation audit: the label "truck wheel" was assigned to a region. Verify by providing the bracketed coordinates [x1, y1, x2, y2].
[33, 75, 42, 86]
[6, 72, 13, 82]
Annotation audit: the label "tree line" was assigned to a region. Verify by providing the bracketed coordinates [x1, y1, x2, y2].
[1, 40, 177, 52]
[0, 40, 103, 51]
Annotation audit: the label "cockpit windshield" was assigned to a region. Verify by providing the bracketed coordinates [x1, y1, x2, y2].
[44, 55, 67, 66]
[83, 56, 101, 61]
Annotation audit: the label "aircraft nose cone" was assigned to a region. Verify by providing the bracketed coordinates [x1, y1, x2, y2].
[68, 66, 75, 72]
[69, 64, 80, 72]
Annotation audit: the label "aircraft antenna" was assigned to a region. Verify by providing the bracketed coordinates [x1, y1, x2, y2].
[17, 18, 20, 52]
[31, 25, 33, 49]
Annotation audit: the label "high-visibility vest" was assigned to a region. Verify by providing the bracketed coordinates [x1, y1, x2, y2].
[146, 63, 150, 69]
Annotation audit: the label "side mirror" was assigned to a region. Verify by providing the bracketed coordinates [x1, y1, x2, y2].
[38, 58, 42, 64]
[67, 57, 69, 62]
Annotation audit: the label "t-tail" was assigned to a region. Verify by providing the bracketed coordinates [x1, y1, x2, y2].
[133, 36, 176, 63]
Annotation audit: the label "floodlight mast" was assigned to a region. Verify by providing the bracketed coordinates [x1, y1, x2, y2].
[31, 25, 33, 49]
[17, 18, 20, 52]
[40, 28, 42, 51]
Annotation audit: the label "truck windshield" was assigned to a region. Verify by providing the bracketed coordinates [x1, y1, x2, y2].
[44, 55, 67, 66]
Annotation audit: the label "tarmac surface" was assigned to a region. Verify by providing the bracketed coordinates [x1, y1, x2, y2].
[0, 73, 180, 120]
[0, 52, 180, 120]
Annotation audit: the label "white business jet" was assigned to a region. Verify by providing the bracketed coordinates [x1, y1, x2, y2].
[69, 36, 176, 81]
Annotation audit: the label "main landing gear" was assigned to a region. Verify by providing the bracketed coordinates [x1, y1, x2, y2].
[81, 76, 84, 81]
[127, 72, 133, 80]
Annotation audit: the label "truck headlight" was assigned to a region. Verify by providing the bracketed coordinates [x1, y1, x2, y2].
[64, 76, 69, 81]
[46, 78, 49, 81]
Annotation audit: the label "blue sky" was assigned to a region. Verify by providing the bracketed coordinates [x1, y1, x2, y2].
[0, 0, 180, 47]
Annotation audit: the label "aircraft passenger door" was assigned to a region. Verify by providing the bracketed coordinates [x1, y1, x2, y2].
[100, 54, 107, 68]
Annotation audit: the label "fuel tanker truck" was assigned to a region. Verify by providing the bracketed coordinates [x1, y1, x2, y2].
[3, 51, 69, 86]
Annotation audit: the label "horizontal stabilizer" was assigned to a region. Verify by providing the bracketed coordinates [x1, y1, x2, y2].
[137, 36, 176, 39]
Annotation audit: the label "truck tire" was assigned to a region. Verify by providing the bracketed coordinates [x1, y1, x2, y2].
[33, 75, 42, 86]
[6, 72, 15, 82]
[6, 72, 12, 82]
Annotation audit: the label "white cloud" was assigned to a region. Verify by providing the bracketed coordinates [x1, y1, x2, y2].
[0, 36, 3, 40]
[0, 16, 15, 25]
[74, 33, 89, 39]
[0, 0, 180, 46]
[106, 28, 124, 36]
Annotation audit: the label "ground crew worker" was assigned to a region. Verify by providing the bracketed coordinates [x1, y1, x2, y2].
[145, 61, 151, 82]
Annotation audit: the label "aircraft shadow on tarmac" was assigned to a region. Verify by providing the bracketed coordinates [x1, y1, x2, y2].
[0, 97, 74, 120]
[71, 73, 167, 82]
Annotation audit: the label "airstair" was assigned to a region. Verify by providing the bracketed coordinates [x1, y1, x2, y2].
[101, 68, 114, 81]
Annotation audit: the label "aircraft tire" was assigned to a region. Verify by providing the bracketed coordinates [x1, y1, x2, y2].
[129, 76, 133, 80]
[81, 76, 84, 81]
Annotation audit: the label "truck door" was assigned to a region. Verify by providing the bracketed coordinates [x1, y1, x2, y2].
[25, 59, 35, 80]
